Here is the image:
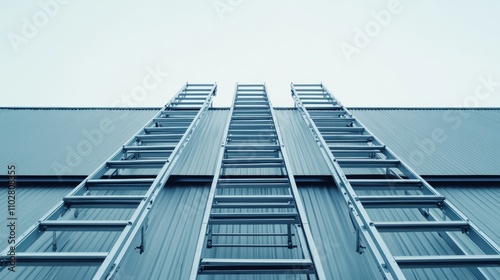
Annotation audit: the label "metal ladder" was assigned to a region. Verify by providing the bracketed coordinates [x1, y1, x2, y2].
[190, 84, 325, 279]
[0, 83, 216, 279]
[291, 83, 500, 279]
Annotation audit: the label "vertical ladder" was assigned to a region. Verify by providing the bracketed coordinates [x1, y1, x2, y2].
[0, 83, 217, 279]
[291, 83, 500, 279]
[190, 84, 326, 279]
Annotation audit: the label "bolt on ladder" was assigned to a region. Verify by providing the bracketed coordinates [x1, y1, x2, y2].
[0, 83, 217, 279]
[291, 83, 500, 279]
[190, 83, 326, 279]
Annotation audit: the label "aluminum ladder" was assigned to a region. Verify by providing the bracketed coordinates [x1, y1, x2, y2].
[0, 83, 217, 279]
[291, 83, 500, 279]
[190, 83, 325, 279]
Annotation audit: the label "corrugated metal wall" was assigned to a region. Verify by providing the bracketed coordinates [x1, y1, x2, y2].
[351, 108, 500, 176]
[3, 108, 499, 176]
[0, 108, 157, 176]
[2, 184, 498, 279]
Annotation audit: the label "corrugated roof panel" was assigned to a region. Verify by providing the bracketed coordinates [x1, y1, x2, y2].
[274, 109, 331, 176]
[0, 187, 72, 246]
[0, 108, 157, 176]
[350, 108, 500, 175]
[172, 109, 229, 175]
[437, 186, 500, 244]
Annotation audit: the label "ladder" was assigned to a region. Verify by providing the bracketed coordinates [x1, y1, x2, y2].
[190, 84, 326, 279]
[0, 83, 217, 279]
[291, 83, 500, 279]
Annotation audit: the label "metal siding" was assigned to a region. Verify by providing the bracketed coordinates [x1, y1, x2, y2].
[436, 186, 500, 244]
[274, 109, 331, 176]
[3, 108, 500, 177]
[350, 108, 500, 176]
[0, 187, 73, 246]
[1, 185, 498, 279]
[171, 109, 229, 175]
[0, 108, 157, 176]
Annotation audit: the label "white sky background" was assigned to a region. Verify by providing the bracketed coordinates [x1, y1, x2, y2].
[1, 0, 500, 108]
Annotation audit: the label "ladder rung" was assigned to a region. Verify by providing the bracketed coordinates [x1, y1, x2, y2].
[214, 195, 293, 203]
[144, 127, 187, 133]
[336, 159, 400, 168]
[153, 118, 193, 122]
[323, 135, 373, 141]
[329, 145, 385, 151]
[199, 258, 314, 274]
[359, 195, 445, 208]
[3, 252, 108, 266]
[374, 221, 469, 232]
[318, 127, 363, 132]
[123, 145, 176, 151]
[209, 213, 299, 225]
[210, 244, 296, 248]
[395, 255, 500, 268]
[170, 101, 205, 105]
[217, 178, 290, 188]
[348, 179, 422, 190]
[63, 195, 146, 208]
[222, 158, 283, 164]
[107, 159, 166, 169]
[212, 233, 290, 237]
[212, 195, 295, 208]
[86, 178, 154, 190]
[314, 117, 355, 123]
[136, 134, 183, 140]
[225, 145, 280, 150]
[39, 220, 130, 231]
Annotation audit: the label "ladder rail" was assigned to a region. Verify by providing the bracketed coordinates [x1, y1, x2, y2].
[318, 83, 500, 255]
[266, 83, 326, 279]
[190, 84, 237, 280]
[291, 83, 400, 279]
[1, 83, 192, 253]
[291, 83, 500, 279]
[96, 83, 217, 279]
[0, 83, 217, 279]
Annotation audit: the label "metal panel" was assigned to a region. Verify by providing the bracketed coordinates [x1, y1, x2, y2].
[274, 109, 331, 176]
[0, 108, 157, 176]
[2, 108, 500, 177]
[1, 184, 499, 279]
[437, 186, 500, 244]
[172, 109, 229, 175]
[350, 108, 500, 176]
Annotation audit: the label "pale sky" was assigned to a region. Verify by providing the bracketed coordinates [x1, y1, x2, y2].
[1, 0, 500, 108]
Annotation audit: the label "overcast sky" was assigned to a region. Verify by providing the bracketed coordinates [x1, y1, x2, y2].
[1, 0, 500, 108]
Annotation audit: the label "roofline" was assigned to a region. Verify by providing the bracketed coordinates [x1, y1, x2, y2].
[347, 106, 500, 110]
[2, 106, 500, 110]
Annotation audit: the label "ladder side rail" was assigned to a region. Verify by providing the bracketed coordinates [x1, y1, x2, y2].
[266, 84, 326, 280]
[319, 84, 500, 256]
[291, 83, 402, 279]
[95, 84, 217, 279]
[294, 83, 500, 279]
[189, 84, 237, 280]
[0, 83, 194, 256]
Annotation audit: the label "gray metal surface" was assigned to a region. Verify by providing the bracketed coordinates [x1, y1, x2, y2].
[3, 184, 496, 279]
[291, 83, 500, 279]
[3, 107, 500, 177]
[350, 108, 500, 176]
[0, 108, 157, 176]
[0, 84, 217, 278]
